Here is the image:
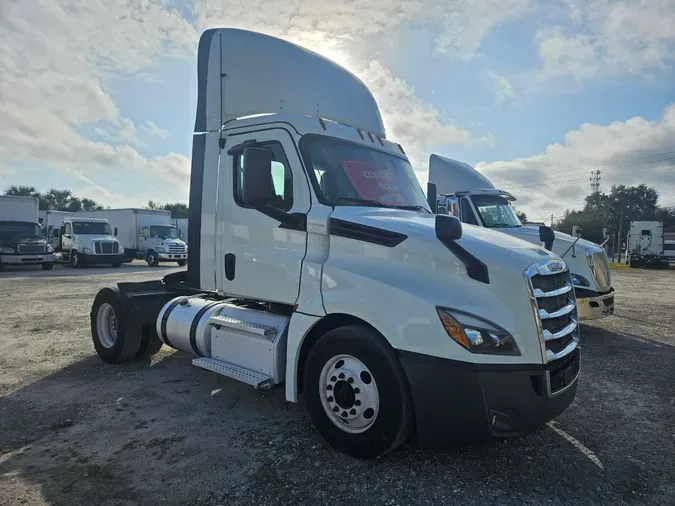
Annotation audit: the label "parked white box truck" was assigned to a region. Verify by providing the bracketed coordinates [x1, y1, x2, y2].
[430, 154, 615, 320]
[0, 195, 55, 271]
[624, 220, 669, 268]
[78, 209, 188, 266]
[89, 28, 580, 459]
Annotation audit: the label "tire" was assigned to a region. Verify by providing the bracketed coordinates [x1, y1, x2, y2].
[146, 250, 159, 267]
[90, 287, 143, 364]
[134, 324, 164, 360]
[71, 250, 83, 268]
[111, 262, 122, 268]
[176, 259, 187, 267]
[303, 325, 413, 459]
[42, 263, 54, 271]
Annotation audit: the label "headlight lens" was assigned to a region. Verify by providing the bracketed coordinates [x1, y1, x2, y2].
[119, 246, 125, 253]
[571, 273, 590, 287]
[82, 247, 93, 254]
[155, 247, 165, 252]
[46, 245, 54, 253]
[0, 247, 14, 253]
[436, 308, 520, 355]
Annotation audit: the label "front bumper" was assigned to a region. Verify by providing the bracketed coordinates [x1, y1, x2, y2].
[576, 291, 614, 320]
[83, 253, 125, 265]
[398, 348, 579, 447]
[158, 252, 187, 261]
[0, 254, 55, 265]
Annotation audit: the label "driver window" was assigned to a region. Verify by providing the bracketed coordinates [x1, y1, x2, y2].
[235, 142, 293, 211]
[461, 199, 479, 225]
[65, 223, 72, 235]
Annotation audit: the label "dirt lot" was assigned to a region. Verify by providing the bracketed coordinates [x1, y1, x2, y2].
[1, 263, 674, 505]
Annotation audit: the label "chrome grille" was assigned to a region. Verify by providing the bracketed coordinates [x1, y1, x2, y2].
[525, 260, 579, 365]
[587, 250, 611, 291]
[94, 241, 119, 254]
[17, 243, 46, 254]
[168, 244, 186, 253]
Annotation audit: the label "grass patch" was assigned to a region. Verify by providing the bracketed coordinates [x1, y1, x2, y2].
[609, 262, 630, 271]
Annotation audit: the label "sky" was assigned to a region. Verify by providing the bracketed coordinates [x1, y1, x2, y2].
[1, 0, 674, 223]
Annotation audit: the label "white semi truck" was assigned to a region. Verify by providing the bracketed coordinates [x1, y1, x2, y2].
[624, 220, 670, 268]
[40, 210, 124, 268]
[78, 209, 188, 266]
[430, 154, 614, 320]
[0, 195, 55, 271]
[89, 28, 581, 459]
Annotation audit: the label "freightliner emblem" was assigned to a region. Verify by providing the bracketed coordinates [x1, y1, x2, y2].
[548, 261, 563, 272]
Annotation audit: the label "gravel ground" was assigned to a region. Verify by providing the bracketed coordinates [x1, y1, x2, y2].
[0, 263, 674, 506]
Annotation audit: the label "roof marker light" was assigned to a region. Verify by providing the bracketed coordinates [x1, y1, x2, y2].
[376, 135, 384, 146]
[357, 128, 364, 140]
[367, 132, 375, 143]
[397, 143, 405, 154]
[319, 118, 327, 130]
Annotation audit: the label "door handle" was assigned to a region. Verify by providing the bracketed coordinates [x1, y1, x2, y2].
[224, 253, 236, 280]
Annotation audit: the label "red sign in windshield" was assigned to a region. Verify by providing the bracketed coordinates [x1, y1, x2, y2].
[341, 159, 407, 205]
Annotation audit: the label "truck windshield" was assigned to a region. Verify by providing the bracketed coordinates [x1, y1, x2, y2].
[149, 226, 178, 239]
[72, 222, 112, 235]
[301, 134, 430, 211]
[470, 195, 522, 228]
[0, 221, 42, 239]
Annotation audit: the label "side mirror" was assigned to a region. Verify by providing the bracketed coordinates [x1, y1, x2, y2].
[141, 227, 150, 239]
[426, 182, 438, 214]
[241, 147, 274, 206]
[539, 225, 555, 251]
[435, 214, 462, 242]
[602, 228, 608, 239]
[114, 227, 118, 237]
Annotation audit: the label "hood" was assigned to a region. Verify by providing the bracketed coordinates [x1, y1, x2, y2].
[517, 225, 603, 253]
[0, 236, 45, 245]
[75, 235, 118, 243]
[428, 154, 494, 195]
[331, 207, 558, 272]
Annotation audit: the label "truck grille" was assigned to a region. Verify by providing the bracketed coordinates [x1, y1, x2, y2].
[17, 243, 46, 254]
[94, 241, 119, 254]
[587, 250, 611, 292]
[168, 244, 186, 253]
[526, 260, 579, 366]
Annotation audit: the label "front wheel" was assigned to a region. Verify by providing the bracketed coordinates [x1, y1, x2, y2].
[303, 325, 413, 459]
[71, 251, 83, 268]
[146, 250, 159, 267]
[111, 262, 122, 268]
[42, 263, 54, 271]
[176, 259, 187, 267]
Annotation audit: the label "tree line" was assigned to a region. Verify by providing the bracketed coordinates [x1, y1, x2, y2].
[553, 184, 675, 245]
[3, 186, 189, 218]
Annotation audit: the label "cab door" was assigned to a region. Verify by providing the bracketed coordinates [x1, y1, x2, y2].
[216, 127, 312, 304]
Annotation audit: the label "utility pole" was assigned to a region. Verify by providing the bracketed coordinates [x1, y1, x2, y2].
[550, 213, 554, 227]
[590, 170, 602, 194]
[617, 207, 624, 262]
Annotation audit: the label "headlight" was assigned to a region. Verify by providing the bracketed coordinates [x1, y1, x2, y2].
[155, 247, 165, 252]
[119, 246, 124, 253]
[0, 247, 14, 253]
[436, 308, 520, 356]
[82, 247, 93, 254]
[46, 244, 54, 253]
[571, 273, 590, 287]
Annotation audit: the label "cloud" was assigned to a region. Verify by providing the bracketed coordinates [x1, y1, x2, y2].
[490, 72, 515, 104]
[141, 121, 170, 139]
[476, 103, 675, 219]
[536, 0, 675, 82]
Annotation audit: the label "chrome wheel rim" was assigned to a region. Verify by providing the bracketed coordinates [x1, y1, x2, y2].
[96, 303, 118, 348]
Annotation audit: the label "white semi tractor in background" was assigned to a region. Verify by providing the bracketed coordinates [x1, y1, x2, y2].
[89, 28, 581, 459]
[0, 195, 55, 271]
[77, 209, 188, 266]
[430, 154, 615, 321]
[39, 210, 124, 268]
[624, 220, 670, 268]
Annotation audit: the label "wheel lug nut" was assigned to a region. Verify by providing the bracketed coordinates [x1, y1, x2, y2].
[354, 388, 360, 394]
[327, 396, 334, 402]
[326, 384, 332, 391]
[330, 376, 336, 382]
[350, 409, 356, 415]
[333, 406, 339, 412]
[355, 400, 361, 406]
[347, 377, 354, 384]
[341, 411, 348, 418]
[338, 373, 345, 379]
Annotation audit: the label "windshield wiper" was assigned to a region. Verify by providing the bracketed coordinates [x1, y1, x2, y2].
[390, 205, 431, 213]
[331, 196, 393, 208]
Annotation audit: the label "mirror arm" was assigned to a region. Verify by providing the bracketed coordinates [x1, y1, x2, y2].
[253, 203, 303, 229]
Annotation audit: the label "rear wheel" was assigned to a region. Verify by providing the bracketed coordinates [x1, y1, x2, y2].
[91, 287, 143, 363]
[303, 325, 413, 459]
[111, 262, 122, 268]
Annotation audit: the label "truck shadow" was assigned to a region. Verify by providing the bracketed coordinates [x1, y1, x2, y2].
[1, 332, 673, 505]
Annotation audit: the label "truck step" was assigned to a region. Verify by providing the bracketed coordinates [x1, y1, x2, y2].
[192, 358, 274, 390]
[208, 314, 277, 338]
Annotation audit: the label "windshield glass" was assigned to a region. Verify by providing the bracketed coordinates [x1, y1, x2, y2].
[0, 221, 42, 239]
[72, 221, 112, 235]
[470, 195, 522, 228]
[149, 225, 178, 239]
[301, 134, 430, 211]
